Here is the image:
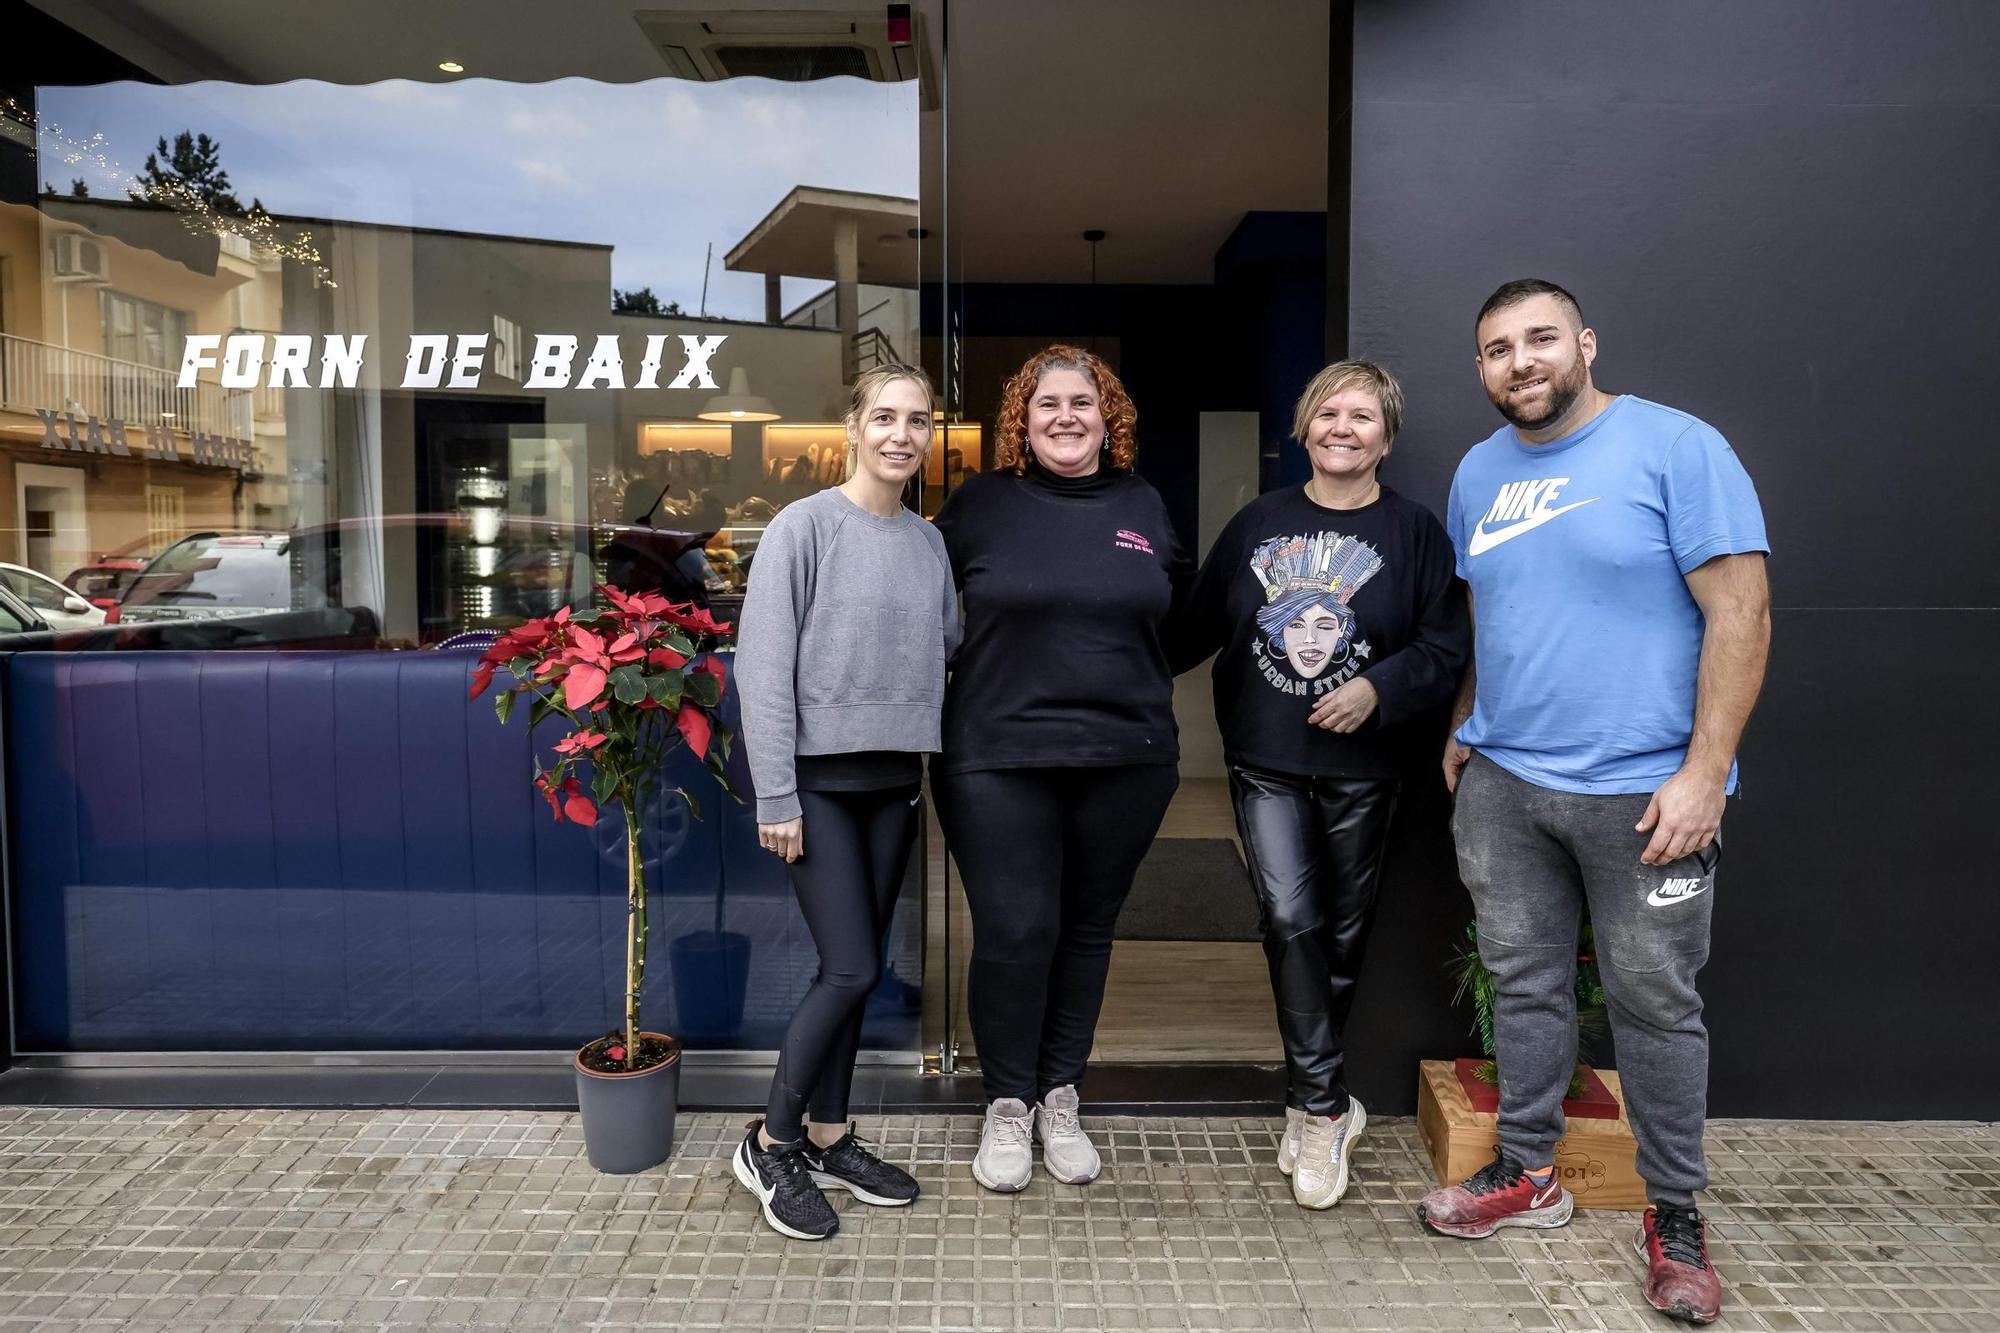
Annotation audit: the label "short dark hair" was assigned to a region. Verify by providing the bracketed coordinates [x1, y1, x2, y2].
[1476, 279, 1583, 333]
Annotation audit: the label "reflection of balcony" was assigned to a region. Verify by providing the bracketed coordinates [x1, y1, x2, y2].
[854, 326, 899, 375]
[0, 332, 253, 439]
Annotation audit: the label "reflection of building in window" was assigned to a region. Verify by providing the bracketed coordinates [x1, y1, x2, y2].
[725, 187, 921, 385]
[0, 182, 930, 632]
[144, 484, 184, 549]
[0, 199, 270, 585]
[101, 290, 191, 369]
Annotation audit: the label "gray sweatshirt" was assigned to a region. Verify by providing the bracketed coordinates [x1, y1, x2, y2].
[733, 487, 960, 823]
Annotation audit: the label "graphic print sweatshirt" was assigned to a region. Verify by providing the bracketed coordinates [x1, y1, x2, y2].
[1173, 484, 1470, 779]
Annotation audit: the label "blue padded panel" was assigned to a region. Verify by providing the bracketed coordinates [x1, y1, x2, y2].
[4, 650, 920, 1053]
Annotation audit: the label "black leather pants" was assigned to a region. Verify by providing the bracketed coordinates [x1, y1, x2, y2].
[1229, 767, 1400, 1115]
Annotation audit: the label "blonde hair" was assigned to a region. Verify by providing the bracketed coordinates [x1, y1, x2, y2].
[845, 363, 936, 431]
[1291, 360, 1405, 445]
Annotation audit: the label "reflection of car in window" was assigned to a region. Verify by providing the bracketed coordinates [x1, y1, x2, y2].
[0, 584, 45, 637]
[119, 533, 295, 623]
[0, 563, 108, 629]
[63, 533, 173, 602]
[103, 516, 728, 645]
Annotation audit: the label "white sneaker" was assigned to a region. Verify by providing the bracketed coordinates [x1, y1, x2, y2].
[1033, 1085, 1102, 1185]
[972, 1098, 1034, 1192]
[1293, 1098, 1367, 1209]
[1277, 1107, 1306, 1177]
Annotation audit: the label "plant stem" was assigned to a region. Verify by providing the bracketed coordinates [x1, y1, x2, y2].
[624, 786, 643, 1072]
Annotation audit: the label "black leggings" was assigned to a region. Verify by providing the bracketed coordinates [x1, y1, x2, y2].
[1229, 767, 1399, 1115]
[763, 785, 919, 1141]
[934, 764, 1179, 1105]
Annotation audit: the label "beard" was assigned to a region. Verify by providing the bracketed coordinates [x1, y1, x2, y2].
[1491, 357, 1587, 429]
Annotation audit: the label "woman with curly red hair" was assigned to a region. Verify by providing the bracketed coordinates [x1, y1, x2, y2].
[932, 345, 1191, 1193]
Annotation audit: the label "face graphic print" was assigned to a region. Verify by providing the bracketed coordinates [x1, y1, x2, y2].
[1280, 601, 1348, 679]
[1249, 532, 1384, 697]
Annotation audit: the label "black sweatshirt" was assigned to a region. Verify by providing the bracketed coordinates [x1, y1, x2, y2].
[1172, 484, 1470, 779]
[934, 466, 1193, 773]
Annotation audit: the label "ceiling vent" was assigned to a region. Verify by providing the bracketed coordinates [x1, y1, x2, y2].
[634, 7, 918, 83]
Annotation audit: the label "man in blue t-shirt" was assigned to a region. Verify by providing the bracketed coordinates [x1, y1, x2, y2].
[1416, 280, 1770, 1327]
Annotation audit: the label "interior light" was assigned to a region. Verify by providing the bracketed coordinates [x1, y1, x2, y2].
[697, 367, 781, 423]
[438, 61, 465, 73]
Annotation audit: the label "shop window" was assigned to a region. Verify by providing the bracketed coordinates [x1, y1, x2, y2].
[5, 25, 923, 650]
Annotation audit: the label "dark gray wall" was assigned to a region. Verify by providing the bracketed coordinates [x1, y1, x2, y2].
[1344, 0, 2000, 1117]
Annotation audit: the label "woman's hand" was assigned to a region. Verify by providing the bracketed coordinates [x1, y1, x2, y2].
[1309, 677, 1379, 734]
[759, 818, 803, 863]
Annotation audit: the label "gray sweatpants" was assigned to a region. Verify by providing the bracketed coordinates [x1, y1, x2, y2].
[1451, 752, 1716, 1207]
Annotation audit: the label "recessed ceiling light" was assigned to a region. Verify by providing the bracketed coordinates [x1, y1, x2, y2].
[438, 61, 464, 73]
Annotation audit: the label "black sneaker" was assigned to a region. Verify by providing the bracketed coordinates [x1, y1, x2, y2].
[732, 1122, 839, 1240]
[803, 1126, 919, 1206]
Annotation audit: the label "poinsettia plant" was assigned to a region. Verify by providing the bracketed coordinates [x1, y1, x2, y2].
[470, 584, 736, 1071]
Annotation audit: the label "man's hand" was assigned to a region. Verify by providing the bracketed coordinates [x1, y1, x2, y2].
[1309, 677, 1379, 734]
[1443, 738, 1471, 793]
[759, 817, 803, 863]
[1636, 767, 1725, 865]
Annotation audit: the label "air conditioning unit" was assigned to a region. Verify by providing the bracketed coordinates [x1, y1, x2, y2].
[635, 6, 918, 83]
[52, 232, 110, 284]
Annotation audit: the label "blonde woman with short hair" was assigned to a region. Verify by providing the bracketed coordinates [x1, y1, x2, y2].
[1173, 360, 1470, 1209]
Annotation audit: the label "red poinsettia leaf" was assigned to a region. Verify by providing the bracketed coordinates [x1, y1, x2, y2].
[564, 789, 599, 825]
[571, 626, 605, 659]
[675, 703, 713, 759]
[554, 606, 571, 624]
[693, 656, 727, 698]
[564, 663, 607, 710]
[468, 663, 496, 699]
[648, 645, 689, 671]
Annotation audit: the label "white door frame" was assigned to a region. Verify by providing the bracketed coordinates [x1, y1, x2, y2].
[15, 462, 90, 578]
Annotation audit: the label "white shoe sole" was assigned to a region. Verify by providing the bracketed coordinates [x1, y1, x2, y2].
[732, 1140, 835, 1241]
[1033, 1116, 1101, 1184]
[810, 1170, 914, 1207]
[1041, 1152, 1100, 1185]
[1293, 1102, 1368, 1210]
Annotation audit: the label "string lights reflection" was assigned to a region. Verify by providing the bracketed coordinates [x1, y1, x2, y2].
[4, 96, 338, 287]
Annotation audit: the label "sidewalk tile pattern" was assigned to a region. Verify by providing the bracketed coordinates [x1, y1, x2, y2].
[0, 1106, 1993, 1331]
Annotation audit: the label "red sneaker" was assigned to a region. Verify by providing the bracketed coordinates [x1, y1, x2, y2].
[1636, 1205, 1723, 1324]
[1416, 1150, 1574, 1238]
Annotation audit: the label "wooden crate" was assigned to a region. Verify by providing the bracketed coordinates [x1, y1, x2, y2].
[1415, 1059, 1646, 1212]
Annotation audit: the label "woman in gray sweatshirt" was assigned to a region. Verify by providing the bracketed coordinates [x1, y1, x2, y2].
[728, 364, 959, 1241]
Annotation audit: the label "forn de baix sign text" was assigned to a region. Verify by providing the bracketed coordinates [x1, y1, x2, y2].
[176, 332, 730, 391]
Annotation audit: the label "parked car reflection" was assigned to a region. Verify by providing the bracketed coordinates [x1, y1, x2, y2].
[0, 563, 109, 629]
[40, 514, 728, 651]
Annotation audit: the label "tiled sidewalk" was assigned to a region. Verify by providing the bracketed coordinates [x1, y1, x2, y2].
[0, 1106, 1993, 1332]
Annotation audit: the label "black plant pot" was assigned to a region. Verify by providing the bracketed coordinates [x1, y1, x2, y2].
[670, 930, 752, 1041]
[574, 1034, 681, 1174]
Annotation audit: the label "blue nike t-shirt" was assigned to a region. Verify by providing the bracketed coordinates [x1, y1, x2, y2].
[1445, 395, 1769, 795]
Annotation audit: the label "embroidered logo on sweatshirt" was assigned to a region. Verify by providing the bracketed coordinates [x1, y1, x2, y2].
[1114, 529, 1155, 555]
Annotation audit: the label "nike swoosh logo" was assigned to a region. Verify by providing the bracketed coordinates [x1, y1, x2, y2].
[1466, 498, 1599, 556]
[1532, 1182, 1560, 1207]
[1646, 883, 1711, 907]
